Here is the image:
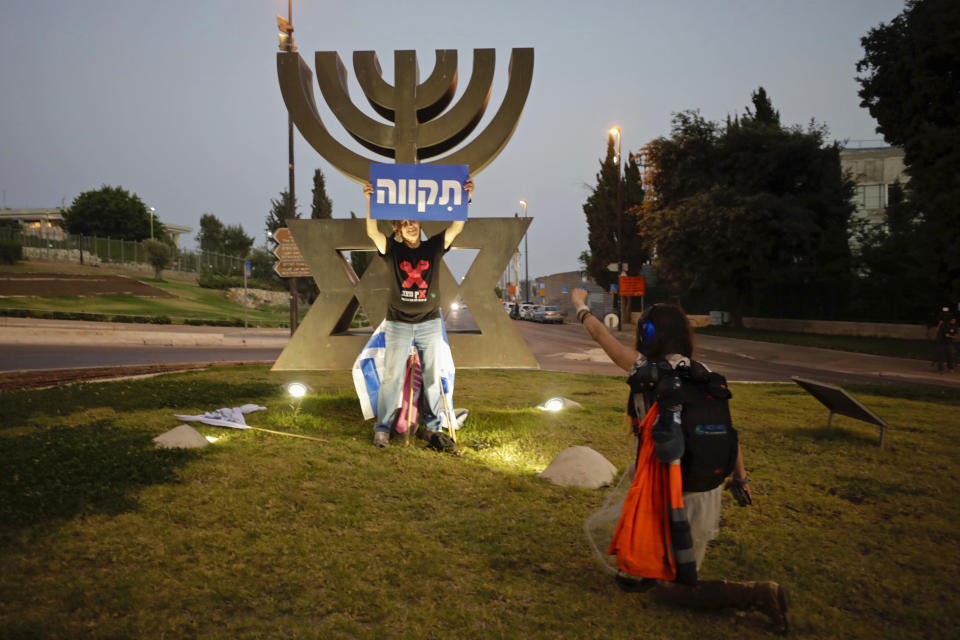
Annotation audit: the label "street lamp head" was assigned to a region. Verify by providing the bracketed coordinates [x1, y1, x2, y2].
[276, 15, 296, 52]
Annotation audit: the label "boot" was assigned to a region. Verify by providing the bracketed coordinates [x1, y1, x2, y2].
[653, 580, 790, 634]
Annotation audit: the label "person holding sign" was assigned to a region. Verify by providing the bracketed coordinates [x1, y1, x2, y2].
[363, 178, 473, 451]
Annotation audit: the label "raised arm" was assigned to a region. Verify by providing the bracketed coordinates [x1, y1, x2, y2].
[364, 183, 387, 254]
[444, 179, 473, 250]
[571, 287, 639, 371]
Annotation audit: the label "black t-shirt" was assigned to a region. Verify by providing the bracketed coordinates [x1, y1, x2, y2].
[380, 232, 448, 323]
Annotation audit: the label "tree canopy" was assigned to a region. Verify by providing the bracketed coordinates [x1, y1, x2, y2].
[851, 182, 936, 322]
[63, 185, 161, 241]
[197, 213, 225, 253]
[639, 90, 855, 325]
[856, 0, 960, 301]
[142, 239, 172, 280]
[311, 169, 333, 220]
[581, 135, 647, 290]
[197, 213, 253, 258]
[265, 190, 299, 246]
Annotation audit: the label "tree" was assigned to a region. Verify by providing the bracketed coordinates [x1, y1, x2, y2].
[266, 190, 298, 246]
[856, 0, 960, 301]
[222, 224, 254, 258]
[248, 245, 285, 287]
[851, 182, 936, 322]
[63, 185, 154, 241]
[197, 213, 226, 253]
[582, 135, 647, 291]
[311, 168, 333, 219]
[639, 90, 855, 325]
[142, 239, 172, 280]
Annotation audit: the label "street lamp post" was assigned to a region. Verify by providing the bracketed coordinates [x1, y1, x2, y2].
[520, 199, 529, 302]
[149, 207, 155, 241]
[278, 1, 298, 335]
[609, 127, 623, 331]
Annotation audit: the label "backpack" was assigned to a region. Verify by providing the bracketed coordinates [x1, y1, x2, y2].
[628, 360, 738, 492]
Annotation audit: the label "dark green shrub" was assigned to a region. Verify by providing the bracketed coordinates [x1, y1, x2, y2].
[0, 239, 23, 264]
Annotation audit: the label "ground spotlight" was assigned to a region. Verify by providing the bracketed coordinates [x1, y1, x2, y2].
[537, 397, 583, 412]
[540, 397, 565, 412]
[284, 382, 309, 399]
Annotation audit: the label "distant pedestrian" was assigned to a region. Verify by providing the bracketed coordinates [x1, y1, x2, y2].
[934, 314, 957, 373]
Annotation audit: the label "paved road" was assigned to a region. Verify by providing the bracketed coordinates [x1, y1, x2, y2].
[512, 320, 956, 387]
[2, 315, 958, 390]
[0, 344, 280, 371]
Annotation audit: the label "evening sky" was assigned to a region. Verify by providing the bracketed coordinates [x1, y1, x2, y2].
[0, 0, 905, 280]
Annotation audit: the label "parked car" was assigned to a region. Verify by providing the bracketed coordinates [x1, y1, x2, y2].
[502, 301, 518, 318]
[533, 305, 564, 324]
[518, 303, 535, 320]
[529, 304, 544, 321]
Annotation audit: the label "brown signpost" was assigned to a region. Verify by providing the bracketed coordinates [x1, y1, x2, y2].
[273, 227, 312, 278]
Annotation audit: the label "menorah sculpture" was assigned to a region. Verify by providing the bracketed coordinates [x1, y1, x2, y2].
[273, 47, 536, 370]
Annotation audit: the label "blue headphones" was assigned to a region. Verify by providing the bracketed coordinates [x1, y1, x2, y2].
[642, 319, 655, 345]
[639, 306, 656, 347]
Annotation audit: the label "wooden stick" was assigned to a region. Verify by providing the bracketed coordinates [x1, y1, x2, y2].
[248, 426, 328, 443]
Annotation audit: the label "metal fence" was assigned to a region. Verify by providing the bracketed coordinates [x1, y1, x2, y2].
[0, 228, 246, 274]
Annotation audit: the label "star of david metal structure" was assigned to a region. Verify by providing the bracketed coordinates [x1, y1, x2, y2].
[274, 46, 536, 370]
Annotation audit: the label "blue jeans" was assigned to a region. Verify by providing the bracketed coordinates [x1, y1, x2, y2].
[375, 318, 446, 433]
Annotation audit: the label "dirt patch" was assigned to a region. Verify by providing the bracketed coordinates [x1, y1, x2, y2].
[0, 273, 173, 298]
[0, 361, 268, 392]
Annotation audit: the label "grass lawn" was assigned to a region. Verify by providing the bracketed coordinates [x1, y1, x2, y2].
[696, 325, 934, 361]
[0, 261, 297, 326]
[1, 367, 959, 639]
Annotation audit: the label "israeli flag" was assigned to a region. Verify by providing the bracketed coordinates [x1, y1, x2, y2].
[352, 322, 387, 421]
[351, 311, 456, 423]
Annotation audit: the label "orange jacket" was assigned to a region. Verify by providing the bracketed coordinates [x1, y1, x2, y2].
[608, 402, 698, 584]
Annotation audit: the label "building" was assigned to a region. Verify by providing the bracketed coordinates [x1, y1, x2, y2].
[839, 143, 908, 224]
[530, 271, 614, 321]
[0, 209, 66, 241]
[0, 209, 192, 248]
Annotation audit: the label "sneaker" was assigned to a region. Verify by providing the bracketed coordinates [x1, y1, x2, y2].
[373, 431, 390, 448]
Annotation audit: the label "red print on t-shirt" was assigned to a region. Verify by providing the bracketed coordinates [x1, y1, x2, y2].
[400, 260, 429, 294]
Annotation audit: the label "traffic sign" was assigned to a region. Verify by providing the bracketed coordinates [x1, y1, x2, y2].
[619, 275, 645, 297]
[273, 228, 312, 278]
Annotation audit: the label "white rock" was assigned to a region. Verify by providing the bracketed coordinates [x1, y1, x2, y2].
[537, 446, 617, 489]
[154, 424, 209, 449]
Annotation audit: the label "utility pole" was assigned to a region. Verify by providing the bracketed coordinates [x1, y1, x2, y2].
[520, 200, 529, 302]
[610, 127, 623, 331]
[278, 1, 298, 335]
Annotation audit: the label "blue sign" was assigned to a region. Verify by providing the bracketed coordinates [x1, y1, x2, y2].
[561, 285, 569, 293]
[609, 284, 619, 293]
[370, 163, 469, 221]
[244, 261, 252, 278]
